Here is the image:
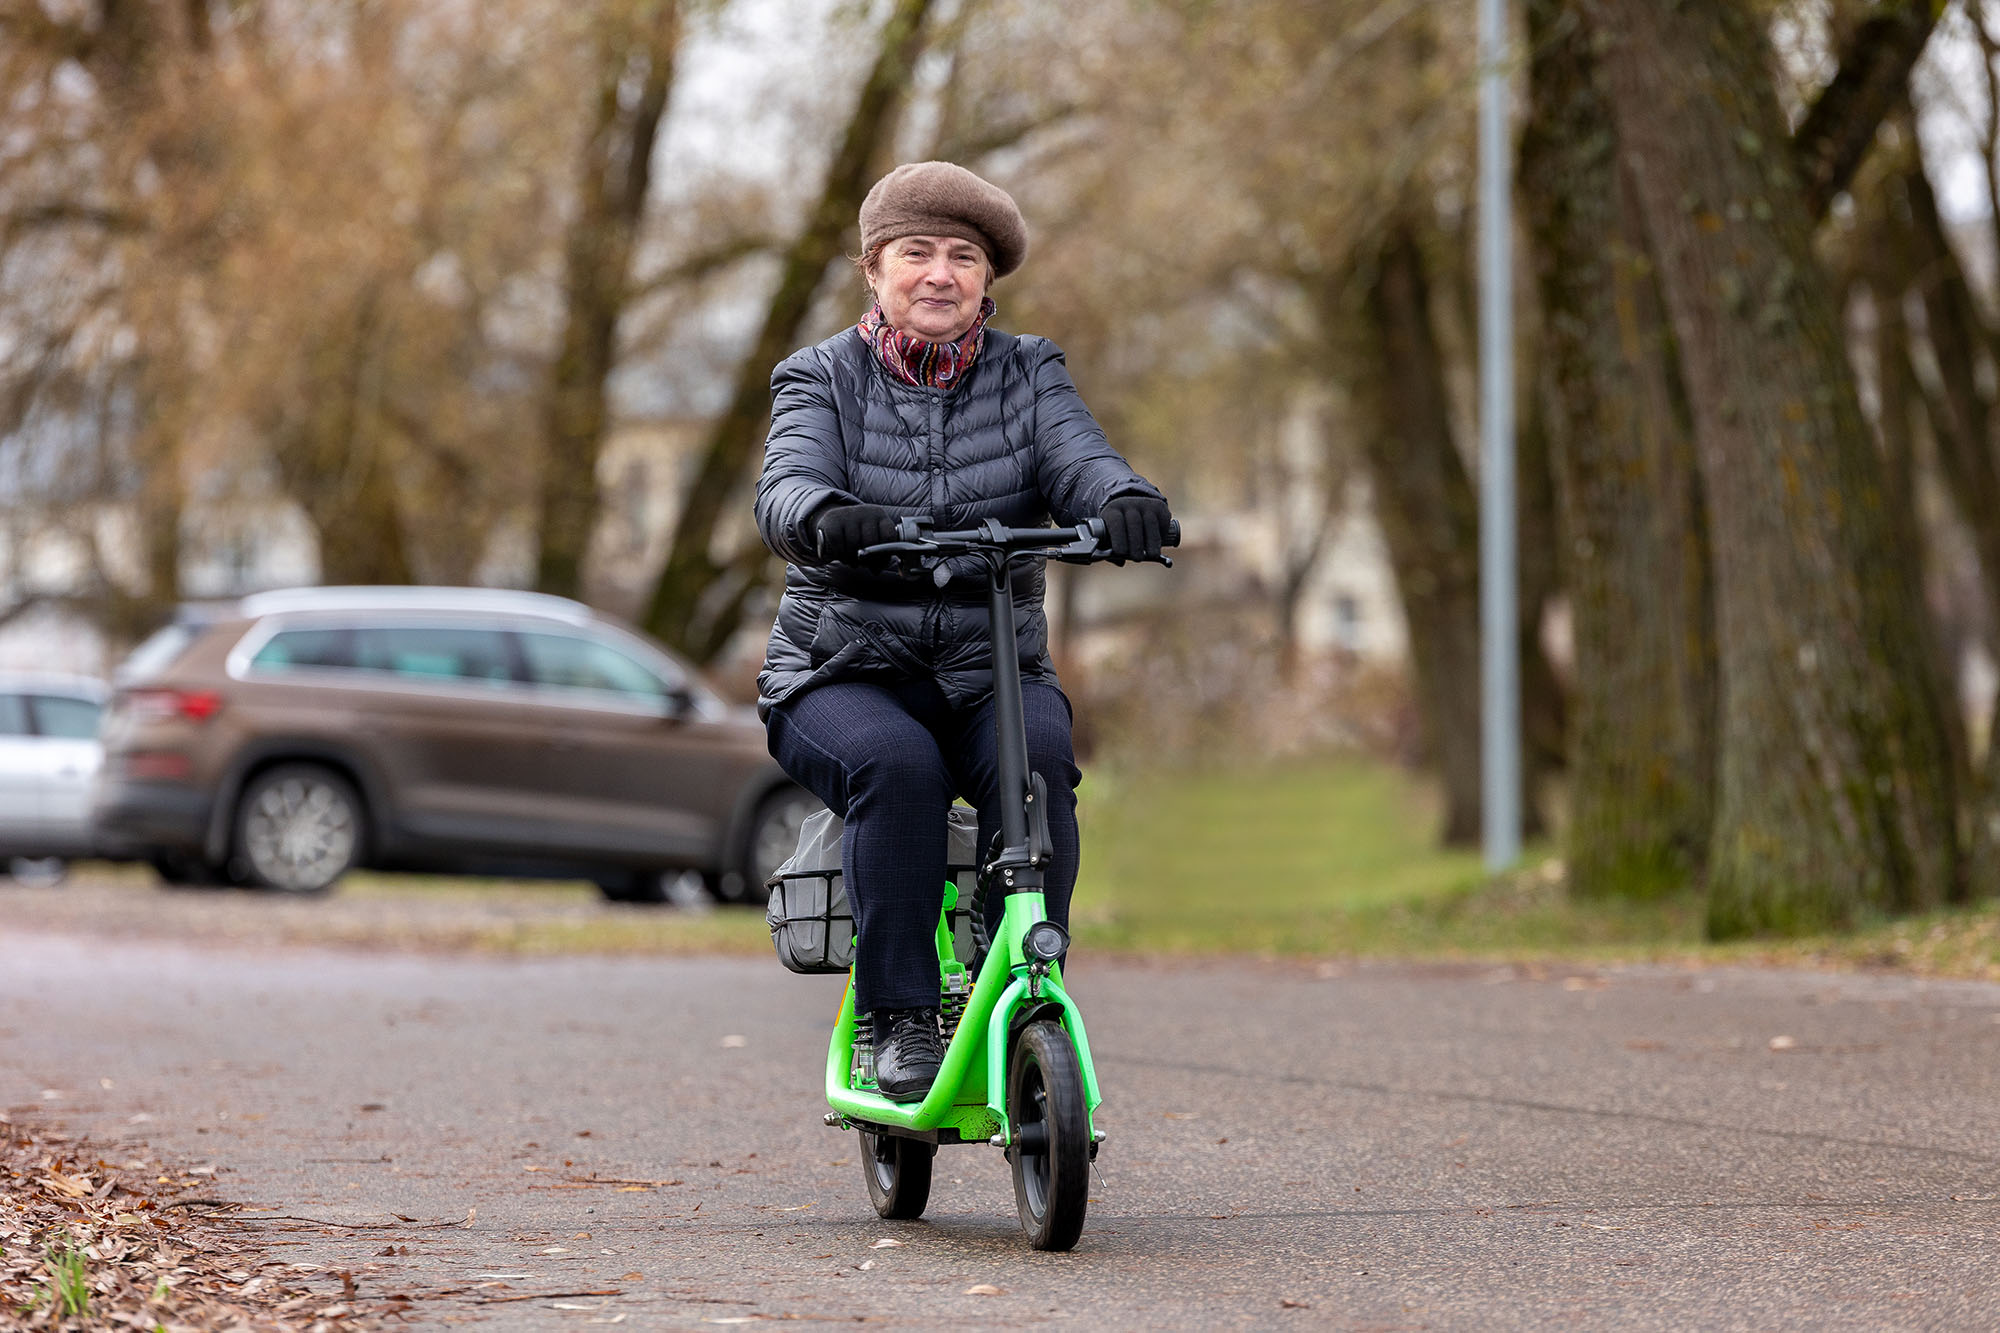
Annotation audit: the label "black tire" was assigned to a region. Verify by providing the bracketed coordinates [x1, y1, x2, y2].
[149, 852, 232, 890]
[732, 787, 820, 904]
[860, 1130, 934, 1220]
[233, 763, 364, 894]
[1008, 1020, 1090, 1251]
[595, 871, 668, 904]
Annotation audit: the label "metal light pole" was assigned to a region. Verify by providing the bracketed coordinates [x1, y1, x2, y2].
[1477, 0, 1521, 872]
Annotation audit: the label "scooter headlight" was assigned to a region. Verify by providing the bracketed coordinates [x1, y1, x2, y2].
[1023, 921, 1070, 964]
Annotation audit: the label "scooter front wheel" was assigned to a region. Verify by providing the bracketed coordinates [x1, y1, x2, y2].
[1007, 1020, 1090, 1251]
[860, 1130, 934, 1219]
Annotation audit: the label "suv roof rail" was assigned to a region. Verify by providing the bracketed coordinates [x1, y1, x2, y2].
[234, 585, 597, 625]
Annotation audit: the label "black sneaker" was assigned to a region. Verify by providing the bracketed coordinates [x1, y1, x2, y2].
[873, 1008, 944, 1102]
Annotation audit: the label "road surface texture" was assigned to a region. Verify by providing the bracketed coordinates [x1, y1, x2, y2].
[6, 928, 1999, 1330]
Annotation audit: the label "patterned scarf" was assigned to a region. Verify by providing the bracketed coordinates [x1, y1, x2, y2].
[857, 297, 996, 391]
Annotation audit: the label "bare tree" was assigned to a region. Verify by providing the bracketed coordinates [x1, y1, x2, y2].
[536, 0, 682, 598]
[640, 0, 938, 661]
[1585, 0, 1961, 932]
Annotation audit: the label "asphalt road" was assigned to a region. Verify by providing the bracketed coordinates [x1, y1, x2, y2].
[6, 925, 2000, 1330]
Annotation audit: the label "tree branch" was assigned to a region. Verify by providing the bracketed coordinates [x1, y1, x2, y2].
[627, 233, 779, 302]
[1791, 0, 1939, 221]
[933, 102, 1082, 164]
[2, 203, 147, 245]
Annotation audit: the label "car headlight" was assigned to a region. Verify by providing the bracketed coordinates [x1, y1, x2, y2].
[1023, 921, 1069, 964]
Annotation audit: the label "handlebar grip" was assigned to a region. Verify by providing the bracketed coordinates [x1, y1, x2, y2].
[1164, 519, 1180, 549]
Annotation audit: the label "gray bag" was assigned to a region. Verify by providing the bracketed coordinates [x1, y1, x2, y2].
[766, 805, 984, 975]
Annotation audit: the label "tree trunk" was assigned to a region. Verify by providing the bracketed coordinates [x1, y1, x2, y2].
[1339, 222, 1491, 847]
[1885, 128, 2000, 902]
[536, 0, 681, 599]
[1521, 0, 1716, 898]
[275, 294, 414, 587]
[1514, 380, 1569, 792]
[640, 0, 935, 661]
[1586, 0, 1960, 933]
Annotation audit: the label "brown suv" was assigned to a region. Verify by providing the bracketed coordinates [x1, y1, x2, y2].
[92, 586, 817, 900]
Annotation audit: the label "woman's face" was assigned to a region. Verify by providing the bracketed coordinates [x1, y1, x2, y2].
[869, 235, 991, 342]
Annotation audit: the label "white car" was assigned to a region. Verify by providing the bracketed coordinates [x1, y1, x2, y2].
[0, 673, 107, 882]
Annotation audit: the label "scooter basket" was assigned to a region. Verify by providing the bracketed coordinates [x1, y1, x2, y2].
[767, 806, 983, 975]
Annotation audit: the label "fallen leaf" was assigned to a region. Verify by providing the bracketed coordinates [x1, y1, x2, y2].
[551, 1301, 606, 1311]
[870, 1238, 903, 1249]
[964, 1283, 1002, 1295]
[856, 1260, 875, 1271]
[539, 1246, 569, 1255]
[1280, 1299, 1311, 1309]
[620, 1271, 644, 1281]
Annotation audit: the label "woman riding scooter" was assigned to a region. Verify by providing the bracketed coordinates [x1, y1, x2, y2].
[754, 161, 1171, 1101]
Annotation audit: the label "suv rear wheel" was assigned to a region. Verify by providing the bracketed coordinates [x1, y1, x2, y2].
[235, 763, 364, 894]
[733, 786, 819, 904]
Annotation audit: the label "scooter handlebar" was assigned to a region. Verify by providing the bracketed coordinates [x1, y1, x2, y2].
[860, 516, 1179, 565]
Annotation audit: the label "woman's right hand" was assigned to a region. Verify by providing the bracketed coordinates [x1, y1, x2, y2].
[813, 503, 900, 562]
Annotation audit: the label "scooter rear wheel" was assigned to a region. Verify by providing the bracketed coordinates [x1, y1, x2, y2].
[1007, 1020, 1090, 1250]
[860, 1130, 934, 1219]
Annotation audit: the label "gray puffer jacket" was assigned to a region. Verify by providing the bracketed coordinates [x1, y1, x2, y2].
[755, 325, 1162, 718]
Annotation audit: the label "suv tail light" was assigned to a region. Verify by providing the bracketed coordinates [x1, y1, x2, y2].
[125, 688, 223, 723]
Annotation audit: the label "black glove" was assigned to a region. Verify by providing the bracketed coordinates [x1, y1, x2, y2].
[813, 503, 900, 562]
[1099, 495, 1171, 564]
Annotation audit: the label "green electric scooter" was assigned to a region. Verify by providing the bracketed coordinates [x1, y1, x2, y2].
[816, 514, 1175, 1251]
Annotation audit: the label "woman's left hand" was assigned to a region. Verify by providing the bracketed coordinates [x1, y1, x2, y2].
[1099, 496, 1172, 563]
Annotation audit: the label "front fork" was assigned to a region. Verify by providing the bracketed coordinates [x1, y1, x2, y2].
[980, 892, 1100, 1142]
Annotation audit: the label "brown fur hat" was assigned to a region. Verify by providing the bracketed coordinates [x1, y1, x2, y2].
[859, 161, 1028, 278]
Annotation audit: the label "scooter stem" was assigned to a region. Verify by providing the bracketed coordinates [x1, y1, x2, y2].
[985, 555, 1042, 892]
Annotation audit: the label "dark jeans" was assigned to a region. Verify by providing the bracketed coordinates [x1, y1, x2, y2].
[766, 676, 1081, 1014]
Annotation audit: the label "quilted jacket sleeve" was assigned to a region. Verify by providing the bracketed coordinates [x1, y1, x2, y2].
[755, 346, 859, 566]
[1024, 336, 1165, 526]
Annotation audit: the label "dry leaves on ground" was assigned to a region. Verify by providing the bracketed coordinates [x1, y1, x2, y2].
[0, 1117, 374, 1332]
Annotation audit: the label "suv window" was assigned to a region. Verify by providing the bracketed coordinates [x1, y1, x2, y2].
[28, 695, 101, 739]
[0, 695, 26, 736]
[251, 627, 358, 671]
[517, 632, 671, 703]
[352, 625, 519, 684]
